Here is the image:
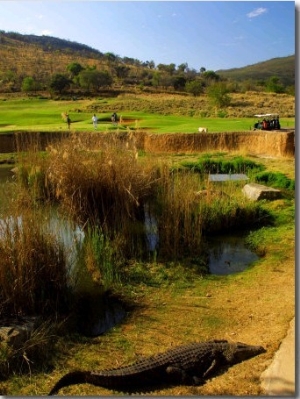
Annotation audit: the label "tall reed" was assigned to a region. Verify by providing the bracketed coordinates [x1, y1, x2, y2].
[154, 168, 204, 259]
[0, 209, 69, 317]
[46, 133, 160, 259]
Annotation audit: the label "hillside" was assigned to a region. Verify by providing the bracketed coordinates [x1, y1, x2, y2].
[0, 31, 108, 89]
[0, 30, 295, 93]
[217, 55, 295, 87]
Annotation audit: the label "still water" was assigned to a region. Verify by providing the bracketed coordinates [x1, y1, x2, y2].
[0, 166, 14, 183]
[207, 234, 259, 275]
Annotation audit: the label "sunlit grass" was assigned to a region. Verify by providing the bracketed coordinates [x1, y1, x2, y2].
[0, 96, 295, 134]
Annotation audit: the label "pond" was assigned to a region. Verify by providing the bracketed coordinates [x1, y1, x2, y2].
[0, 166, 260, 336]
[206, 234, 259, 275]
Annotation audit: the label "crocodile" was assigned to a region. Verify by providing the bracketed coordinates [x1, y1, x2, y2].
[48, 339, 266, 395]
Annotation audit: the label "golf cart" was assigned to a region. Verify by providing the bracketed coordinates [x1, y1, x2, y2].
[253, 113, 280, 131]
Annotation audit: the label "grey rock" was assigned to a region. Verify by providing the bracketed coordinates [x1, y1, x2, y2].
[242, 183, 281, 201]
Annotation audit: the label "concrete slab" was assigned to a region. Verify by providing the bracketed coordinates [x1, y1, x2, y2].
[261, 317, 295, 396]
[208, 173, 249, 182]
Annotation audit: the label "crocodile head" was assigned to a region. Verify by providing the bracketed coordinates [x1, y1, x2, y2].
[225, 341, 266, 364]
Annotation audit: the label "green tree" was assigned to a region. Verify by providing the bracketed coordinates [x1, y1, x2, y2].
[151, 71, 161, 88]
[143, 60, 155, 69]
[177, 63, 188, 73]
[78, 70, 113, 92]
[21, 76, 39, 93]
[114, 65, 130, 79]
[173, 76, 187, 91]
[105, 52, 118, 63]
[185, 79, 203, 96]
[207, 82, 231, 108]
[202, 70, 220, 82]
[265, 76, 284, 94]
[67, 62, 84, 78]
[157, 63, 176, 75]
[49, 74, 70, 94]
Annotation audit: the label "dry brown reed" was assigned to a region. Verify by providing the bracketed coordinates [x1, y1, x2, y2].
[154, 169, 204, 259]
[46, 133, 160, 259]
[43, 133, 266, 262]
[0, 210, 69, 317]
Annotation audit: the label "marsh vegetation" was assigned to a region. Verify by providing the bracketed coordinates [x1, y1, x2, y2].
[0, 126, 295, 395]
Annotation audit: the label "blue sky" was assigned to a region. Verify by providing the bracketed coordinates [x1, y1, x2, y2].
[0, 1, 295, 71]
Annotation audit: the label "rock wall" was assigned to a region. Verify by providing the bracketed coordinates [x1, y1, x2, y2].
[0, 130, 295, 158]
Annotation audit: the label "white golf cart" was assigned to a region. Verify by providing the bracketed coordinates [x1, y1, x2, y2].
[253, 113, 280, 130]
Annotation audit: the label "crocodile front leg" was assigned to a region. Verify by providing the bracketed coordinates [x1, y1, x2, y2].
[202, 359, 218, 378]
[202, 351, 226, 379]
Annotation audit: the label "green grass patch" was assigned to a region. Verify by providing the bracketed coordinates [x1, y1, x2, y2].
[0, 97, 295, 134]
[181, 155, 265, 175]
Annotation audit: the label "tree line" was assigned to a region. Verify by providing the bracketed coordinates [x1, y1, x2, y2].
[19, 59, 294, 110]
[0, 31, 295, 100]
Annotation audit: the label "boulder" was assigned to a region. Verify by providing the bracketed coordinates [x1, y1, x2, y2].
[0, 316, 38, 350]
[242, 183, 281, 201]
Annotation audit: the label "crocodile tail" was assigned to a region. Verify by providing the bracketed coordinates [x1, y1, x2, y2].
[48, 371, 89, 395]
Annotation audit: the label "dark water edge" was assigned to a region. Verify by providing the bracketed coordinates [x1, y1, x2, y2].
[0, 166, 14, 183]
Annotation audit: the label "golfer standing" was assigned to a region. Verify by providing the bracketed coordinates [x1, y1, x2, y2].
[92, 114, 98, 129]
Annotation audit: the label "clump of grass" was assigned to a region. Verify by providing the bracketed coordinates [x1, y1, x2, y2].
[181, 155, 265, 176]
[199, 196, 273, 233]
[32, 137, 272, 263]
[255, 171, 295, 190]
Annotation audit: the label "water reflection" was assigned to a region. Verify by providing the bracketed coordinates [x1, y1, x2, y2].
[44, 210, 85, 270]
[207, 234, 259, 275]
